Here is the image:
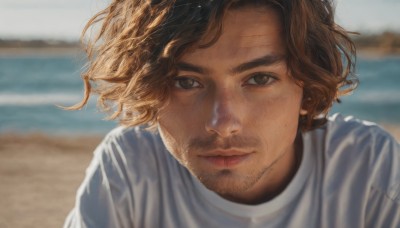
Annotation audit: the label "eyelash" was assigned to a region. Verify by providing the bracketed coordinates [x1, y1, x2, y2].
[244, 72, 278, 86]
[173, 72, 278, 90]
[173, 77, 202, 90]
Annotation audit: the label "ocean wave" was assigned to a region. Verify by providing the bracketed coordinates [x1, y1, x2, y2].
[0, 93, 86, 106]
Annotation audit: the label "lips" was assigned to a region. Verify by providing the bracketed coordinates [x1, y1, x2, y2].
[200, 150, 252, 167]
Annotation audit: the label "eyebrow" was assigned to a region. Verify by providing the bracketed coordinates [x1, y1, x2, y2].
[230, 54, 285, 74]
[176, 54, 285, 75]
[176, 62, 207, 74]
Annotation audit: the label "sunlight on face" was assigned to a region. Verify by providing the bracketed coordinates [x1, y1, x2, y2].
[158, 6, 304, 204]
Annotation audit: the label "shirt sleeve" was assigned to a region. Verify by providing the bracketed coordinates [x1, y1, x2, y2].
[365, 130, 400, 228]
[63, 133, 135, 228]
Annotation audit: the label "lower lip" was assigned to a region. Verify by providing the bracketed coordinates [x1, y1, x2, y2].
[202, 154, 250, 167]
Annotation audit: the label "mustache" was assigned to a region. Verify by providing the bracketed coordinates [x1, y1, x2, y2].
[188, 134, 260, 152]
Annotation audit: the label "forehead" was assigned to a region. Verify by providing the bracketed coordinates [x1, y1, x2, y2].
[180, 6, 285, 63]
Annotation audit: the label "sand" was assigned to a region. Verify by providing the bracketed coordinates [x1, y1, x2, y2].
[0, 133, 102, 228]
[0, 127, 399, 228]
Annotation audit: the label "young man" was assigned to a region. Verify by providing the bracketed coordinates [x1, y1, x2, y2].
[65, 0, 400, 227]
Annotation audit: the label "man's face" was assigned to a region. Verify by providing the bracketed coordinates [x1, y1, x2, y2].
[158, 6, 304, 203]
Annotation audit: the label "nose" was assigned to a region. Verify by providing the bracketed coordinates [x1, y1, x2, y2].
[205, 90, 242, 137]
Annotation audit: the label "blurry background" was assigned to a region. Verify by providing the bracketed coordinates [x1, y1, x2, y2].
[0, 0, 399, 227]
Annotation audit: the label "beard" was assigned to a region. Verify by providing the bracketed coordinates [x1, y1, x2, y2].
[171, 134, 276, 201]
[185, 134, 270, 196]
[189, 160, 274, 200]
[160, 128, 293, 203]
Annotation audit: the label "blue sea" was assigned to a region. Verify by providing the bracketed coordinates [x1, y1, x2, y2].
[0, 53, 399, 135]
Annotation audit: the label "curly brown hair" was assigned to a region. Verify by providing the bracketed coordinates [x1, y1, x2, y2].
[69, 0, 358, 131]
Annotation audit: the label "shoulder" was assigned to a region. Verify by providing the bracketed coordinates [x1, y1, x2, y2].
[316, 113, 400, 202]
[323, 113, 393, 145]
[101, 125, 163, 152]
[95, 125, 170, 174]
[99, 125, 167, 156]
[322, 114, 399, 162]
[320, 113, 399, 160]
[65, 126, 170, 227]
[307, 113, 398, 160]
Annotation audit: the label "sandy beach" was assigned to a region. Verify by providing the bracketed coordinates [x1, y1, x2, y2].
[0, 126, 399, 228]
[0, 133, 102, 228]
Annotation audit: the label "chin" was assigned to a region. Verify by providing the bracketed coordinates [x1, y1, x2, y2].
[195, 169, 259, 195]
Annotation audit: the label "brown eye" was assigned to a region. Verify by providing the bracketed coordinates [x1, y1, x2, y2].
[246, 73, 276, 85]
[174, 77, 201, 89]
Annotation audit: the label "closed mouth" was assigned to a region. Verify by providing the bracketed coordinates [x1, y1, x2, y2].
[199, 150, 253, 167]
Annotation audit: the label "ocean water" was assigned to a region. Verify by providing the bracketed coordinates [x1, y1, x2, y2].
[331, 56, 400, 123]
[0, 53, 399, 135]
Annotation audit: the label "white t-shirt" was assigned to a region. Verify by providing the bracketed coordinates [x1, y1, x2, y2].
[64, 114, 400, 228]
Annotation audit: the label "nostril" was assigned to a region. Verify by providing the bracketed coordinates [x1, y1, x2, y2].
[204, 91, 241, 137]
[205, 112, 241, 137]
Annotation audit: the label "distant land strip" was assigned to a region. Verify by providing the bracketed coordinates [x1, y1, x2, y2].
[1, 31, 400, 56]
[0, 39, 79, 48]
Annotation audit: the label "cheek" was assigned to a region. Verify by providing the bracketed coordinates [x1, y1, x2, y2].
[248, 89, 302, 140]
[157, 103, 200, 159]
[158, 106, 183, 151]
[159, 93, 207, 134]
[158, 105, 196, 137]
[251, 91, 302, 119]
[158, 121, 187, 163]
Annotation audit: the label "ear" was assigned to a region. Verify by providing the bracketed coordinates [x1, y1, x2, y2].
[300, 94, 311, 116]
[299, 108, 308, 115]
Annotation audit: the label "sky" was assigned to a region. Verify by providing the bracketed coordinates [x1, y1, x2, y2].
[0, 0, 399, 40]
